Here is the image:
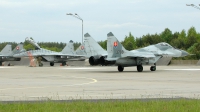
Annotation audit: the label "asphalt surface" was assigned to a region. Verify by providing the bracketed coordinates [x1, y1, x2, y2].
[0, 66, 200, 101]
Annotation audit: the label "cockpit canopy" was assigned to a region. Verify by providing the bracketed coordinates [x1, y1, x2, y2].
[157, 42, 173, 48]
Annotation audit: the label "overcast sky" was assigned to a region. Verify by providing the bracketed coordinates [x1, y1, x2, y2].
[0, 0, 200, 43]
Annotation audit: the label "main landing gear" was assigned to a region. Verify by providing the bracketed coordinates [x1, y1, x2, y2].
[137, 65, 143, 72]
[118, 65, 124, 72]
[150, 65, 156, 71]
[50, 62, 54, 66]
[117, 64, 156, 72]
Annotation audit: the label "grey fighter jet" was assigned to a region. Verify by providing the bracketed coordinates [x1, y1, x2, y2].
[75, 33, 114, 66]
[106, 32, 189, 72]
[13, 39, 84, 67]
[0, 43, 24, 66]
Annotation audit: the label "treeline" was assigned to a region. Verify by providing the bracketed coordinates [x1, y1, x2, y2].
[99, 27, 200, 60]
[0, 27, 199, 60]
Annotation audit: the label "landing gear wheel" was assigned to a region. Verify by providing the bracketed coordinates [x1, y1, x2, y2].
[137, 65, 143, 72]
[50, 62, 54, 66]
[39, 63, 43, 67]
[150, 66, 156, 71]
[62, 62, 66, 66]
[118, 65, 124, 72]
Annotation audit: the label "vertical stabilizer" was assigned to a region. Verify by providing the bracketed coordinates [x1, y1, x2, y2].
[75, 43, 87, 56]
[61, 40, 75, 54]
[107, 32, 128, 59]
[84, 33, 107, 56]
[0, 44, 12, 55]
[12, 43, 24, 55]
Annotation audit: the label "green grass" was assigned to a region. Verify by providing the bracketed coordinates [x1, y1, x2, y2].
[0, 99, 200, 112]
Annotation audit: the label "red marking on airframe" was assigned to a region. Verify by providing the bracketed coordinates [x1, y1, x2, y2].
[16, 46, 19, 50]
[81, 46, 84, 50]
[114, 42, 118, 47]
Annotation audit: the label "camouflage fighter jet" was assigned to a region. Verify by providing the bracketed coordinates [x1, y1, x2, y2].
[106, 32, 189, 72]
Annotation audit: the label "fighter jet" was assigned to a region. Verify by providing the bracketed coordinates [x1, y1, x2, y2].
[106, 32, 189, 72]
[13, 38, 84, 67]
[75, 33, 114, 66]
[0, 43, 24, 66]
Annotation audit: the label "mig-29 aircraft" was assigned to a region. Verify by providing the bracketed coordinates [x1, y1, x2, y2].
[0, 43, 24, 66]
[13, 37, 84, 67]
[105, 32, 189, 72]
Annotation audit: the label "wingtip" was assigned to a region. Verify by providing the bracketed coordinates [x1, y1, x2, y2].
[84, 33, 91, 37]
[107, 32, 114, 37]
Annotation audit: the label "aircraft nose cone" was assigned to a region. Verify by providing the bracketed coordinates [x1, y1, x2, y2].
[181, 50, 189, 57]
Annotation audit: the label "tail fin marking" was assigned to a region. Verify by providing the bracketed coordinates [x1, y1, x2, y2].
[107, 32, 128, 59]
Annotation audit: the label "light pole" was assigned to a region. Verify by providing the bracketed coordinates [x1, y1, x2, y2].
[66, 13, 83, 44]
[186, 4, 200, 10]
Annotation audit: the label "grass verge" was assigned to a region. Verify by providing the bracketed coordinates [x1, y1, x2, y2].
[0, 99, 200, 112]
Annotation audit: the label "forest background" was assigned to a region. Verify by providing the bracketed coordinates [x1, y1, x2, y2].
[1, 27, 199, 60]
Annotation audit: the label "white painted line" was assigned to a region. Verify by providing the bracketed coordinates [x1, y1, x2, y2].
[0, 76, 97, 91]
[165, 69, 200, 71]
[0, 67, 15, 68]
[60, 67, 100, 70]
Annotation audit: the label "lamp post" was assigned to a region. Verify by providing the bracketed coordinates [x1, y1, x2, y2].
[186, 4, 200, 10]
[66, 13, 83, 44]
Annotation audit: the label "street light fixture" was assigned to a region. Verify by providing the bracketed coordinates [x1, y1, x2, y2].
[186, 4, 200, 10]
[66, 13, 83, 44]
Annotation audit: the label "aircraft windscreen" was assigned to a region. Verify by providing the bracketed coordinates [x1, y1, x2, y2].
[159, 43, 173, 48]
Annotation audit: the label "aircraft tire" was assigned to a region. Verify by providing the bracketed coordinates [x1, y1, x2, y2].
[118, 65, 124, 72]
[137, 65, 143, 72]
[50, 62, 54, 66]
[150, 66, 156, 71]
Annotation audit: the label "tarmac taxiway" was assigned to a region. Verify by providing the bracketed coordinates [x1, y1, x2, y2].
[0, 66, 200, 101]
